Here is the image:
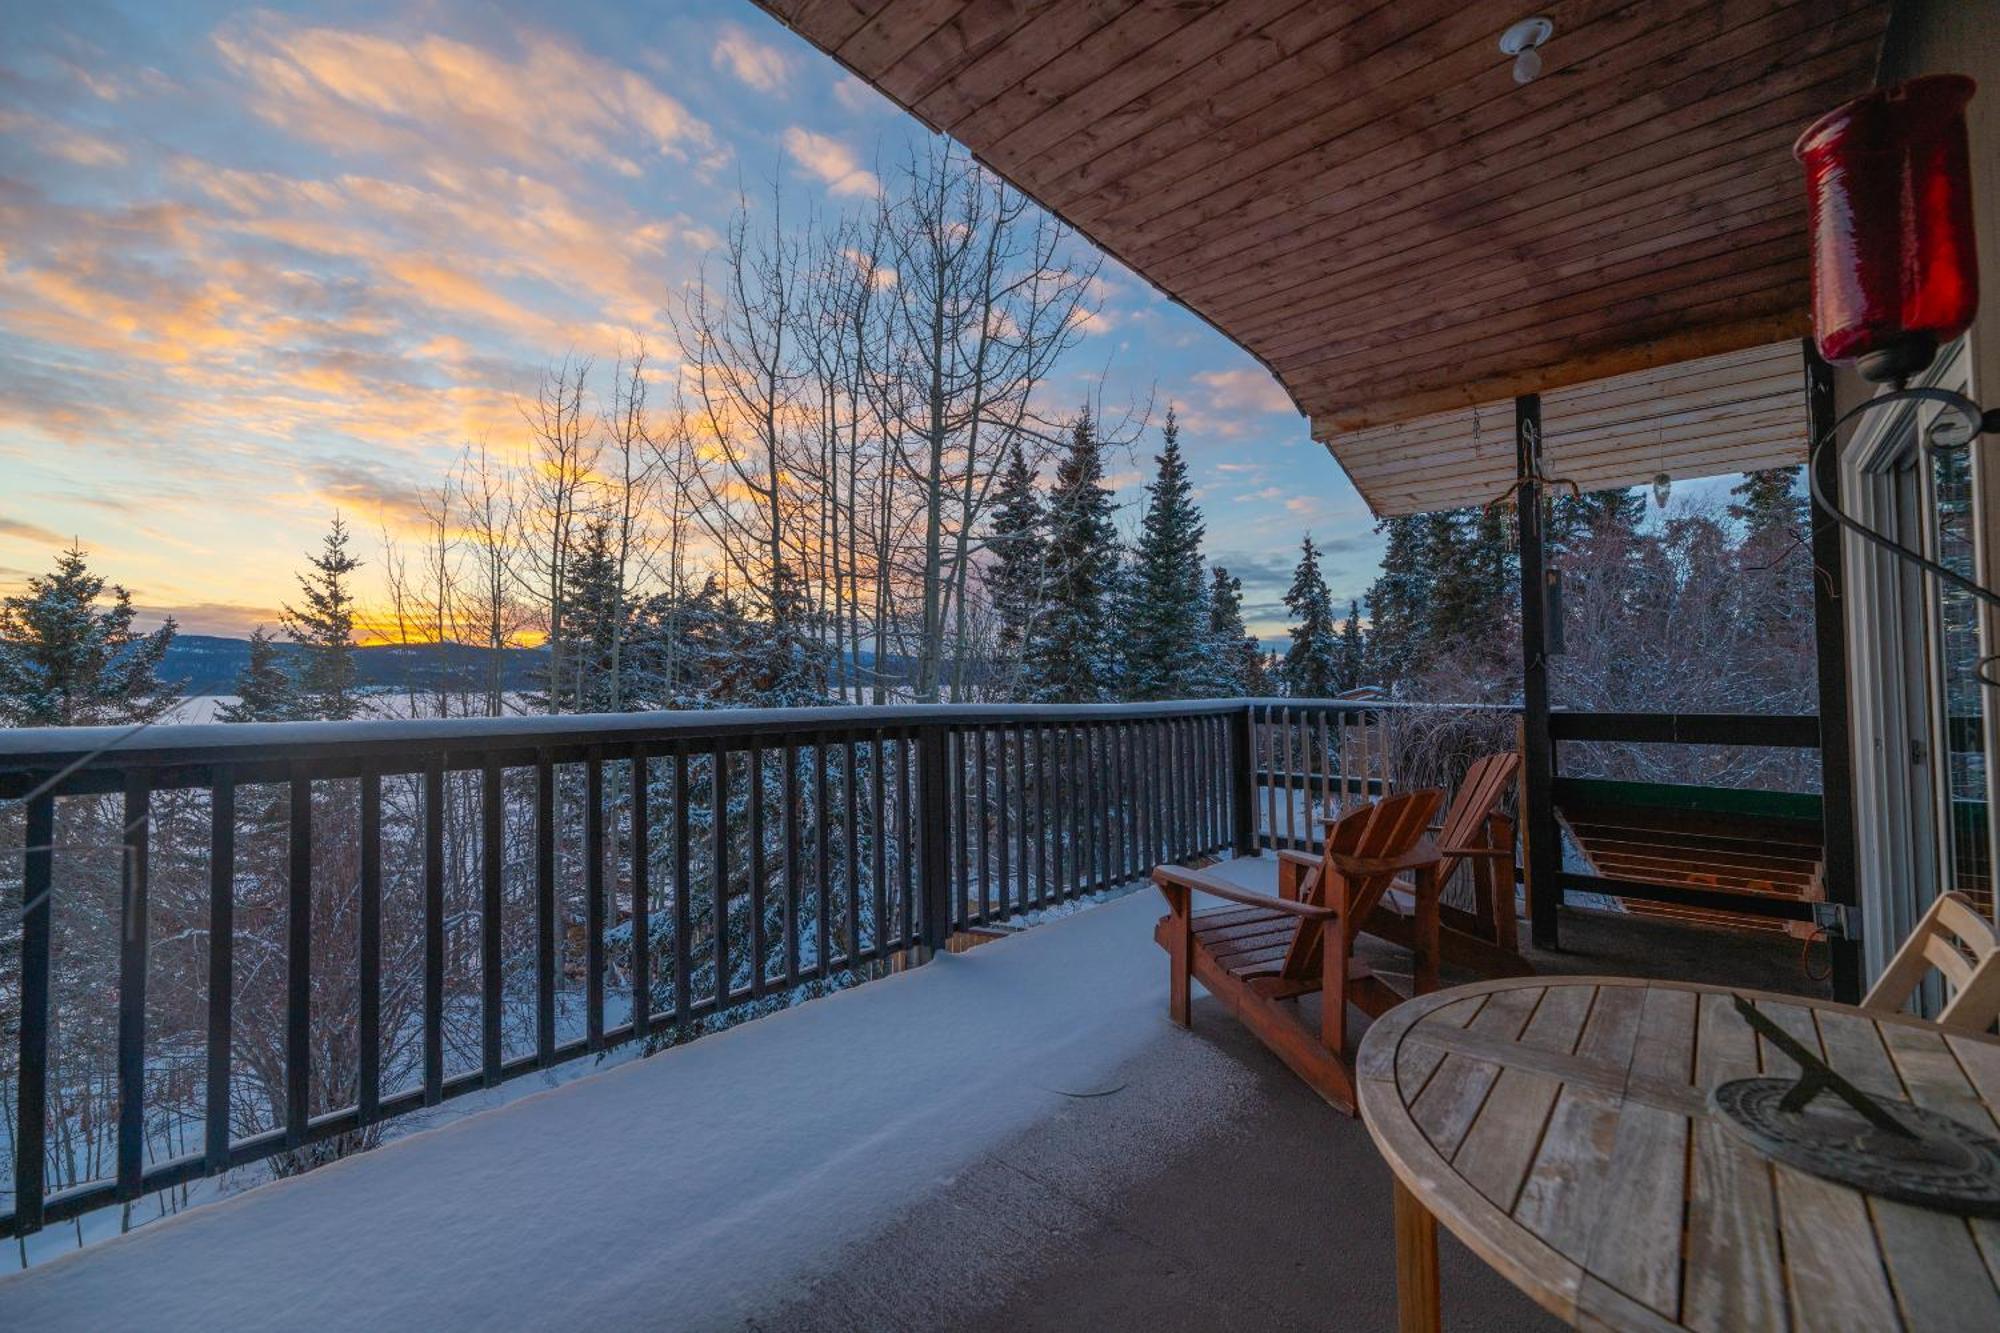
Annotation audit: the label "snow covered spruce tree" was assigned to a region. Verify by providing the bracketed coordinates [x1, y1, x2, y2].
[982, 442, 1046, 698]
[0, 543, 179, 726]
[1023, 407, 1119, 702]
[1204, 565, 1266, 696]
[282, 516, 364, 722]
[1336, 600, 1366, 694]
[1363, 514, 1434, 689]
[1281, 535, 1342, 699]
[216, 627, 298, 722]
[1121, 409, 1209, 700]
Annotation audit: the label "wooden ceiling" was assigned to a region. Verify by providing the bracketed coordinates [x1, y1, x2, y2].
[754, 0, 1888, 502]
[1336, 341, 1807, 515]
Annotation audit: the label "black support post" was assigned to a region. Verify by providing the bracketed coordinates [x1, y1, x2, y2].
[917, 723, 952, 954]
[1516, 394, 1561, 950]
[1229, 705, 1258, 857]
[1806, 339, 1863, 1002]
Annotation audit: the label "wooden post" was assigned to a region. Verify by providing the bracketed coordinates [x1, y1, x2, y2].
[917, 723, 953, 955]
[1806, 340, 1864, 1002]
[1393, 1177, 1442, 1333]
[1229, 704, 1258, 857]
[1516, 394, 1561, 949]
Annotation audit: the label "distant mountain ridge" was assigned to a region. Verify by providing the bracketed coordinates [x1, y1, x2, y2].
[161, 635, 548, 695]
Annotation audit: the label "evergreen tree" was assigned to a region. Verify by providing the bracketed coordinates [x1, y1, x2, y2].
[1203, 564, 1264, 696]
[282, 516, 363, 722]
[1728, 467, 1808, 545]
[1429, 504, 1517, 675]
[555, 515, 621, 712]
[1362, 514, 1434, 687]
[1335, 600, 1366, 693]
[216, 627, 298, 723]
[1122, 409, 1209, 700]
[0, 544, 178, 726]
[983, 443, 1045, 694]
[1023, 408, 1119, 702]
[1281, 535, 1342, 698]
[1548, 486, 1644, 554]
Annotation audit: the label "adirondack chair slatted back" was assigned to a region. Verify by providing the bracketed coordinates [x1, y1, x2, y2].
[1440, 754, 1519, 853]
[1280, 790, 1442, 981]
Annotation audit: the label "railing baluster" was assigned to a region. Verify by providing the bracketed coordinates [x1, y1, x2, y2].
[1031, 728, 1046, 907]
[975, 727, 991, 923]
[749, 742, 766, 999]
[630, 747, 650, 1038]
[995, 727, 1011, 918]
[359, 769, 382, 1124]
[711, 740, 730, 1005]
[871, 729, 887, 956]
[1014, 726, 1029, 912]
[481, 760, 503, 1085]
[815, 736, 831, 973]
[672, 745, 691, 1028]
[1154, 721, 1170, 865]
[205, 773, 234, 1170]
[535, 754, 556, 1064]
[952, 730, 969, 928]
[1192, 716, 1208, 852]
[844, 735, 860, 956]
[423, 758, 443, 1106]
[1096, 725, 1112, 889]
[586, 753, 606, 1049]
[784, 738, 801, 982]
[283, 766, 308, 1144]
[897, 730, 913, 949]
[1261, 707, 1277, 851]
[1126, 723, 1140, 875]
[1168, 720, 1184, 856]
[16, 791, 53, 1231]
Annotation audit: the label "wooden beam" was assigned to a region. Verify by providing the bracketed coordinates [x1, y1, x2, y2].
[1807, 339, 1863, 1000]
[1517, 396, 1560, 951]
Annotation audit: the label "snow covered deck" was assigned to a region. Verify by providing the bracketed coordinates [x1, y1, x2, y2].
[0, 865, 1565, 1330]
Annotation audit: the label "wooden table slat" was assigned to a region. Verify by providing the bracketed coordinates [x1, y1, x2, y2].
[1513, 986, 1648, 1259]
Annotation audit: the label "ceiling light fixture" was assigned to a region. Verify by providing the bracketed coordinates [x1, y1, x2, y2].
[1500, 17, 1554, 85]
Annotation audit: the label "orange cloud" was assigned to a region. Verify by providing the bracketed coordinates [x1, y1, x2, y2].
[214, 15, 718, 182]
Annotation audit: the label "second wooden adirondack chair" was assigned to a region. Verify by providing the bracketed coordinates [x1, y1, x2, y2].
[1289, 751, 1530, 979]
[1152, 790, 1444, 1112]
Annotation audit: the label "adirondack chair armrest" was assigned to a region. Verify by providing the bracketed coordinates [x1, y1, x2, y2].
[1151, 866, 1339, 920]
[1324, 837, 1442, 879]
[1275, 849, 1319, 872]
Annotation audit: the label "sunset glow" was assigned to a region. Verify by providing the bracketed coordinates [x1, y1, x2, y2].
[0, 1, 1380, 641]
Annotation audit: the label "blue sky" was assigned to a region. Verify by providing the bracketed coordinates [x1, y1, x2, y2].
[0, 0, 1383, 640]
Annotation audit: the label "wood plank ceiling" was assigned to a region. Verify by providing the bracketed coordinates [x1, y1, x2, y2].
[753, 0, 1888, 511]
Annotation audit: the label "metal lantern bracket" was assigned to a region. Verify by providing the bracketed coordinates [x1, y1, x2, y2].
[1806, 385, 2000, 687]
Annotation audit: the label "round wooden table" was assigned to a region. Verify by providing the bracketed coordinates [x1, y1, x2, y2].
[1357, 976, 2000, 1332]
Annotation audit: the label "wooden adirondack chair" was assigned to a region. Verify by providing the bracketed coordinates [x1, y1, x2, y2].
[1299, 751, 1530, 979]
[1152, 790, 1444, 1112]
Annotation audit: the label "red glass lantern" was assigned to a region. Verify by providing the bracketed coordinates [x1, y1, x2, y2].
[1794, 74, 1979, 383]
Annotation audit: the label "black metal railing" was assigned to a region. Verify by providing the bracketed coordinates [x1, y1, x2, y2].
[0, 700, 1268, 1239]
[0, 695, 1845, 1240]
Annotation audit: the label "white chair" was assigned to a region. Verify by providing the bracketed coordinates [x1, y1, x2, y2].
[1862, 891, 2000, 1032]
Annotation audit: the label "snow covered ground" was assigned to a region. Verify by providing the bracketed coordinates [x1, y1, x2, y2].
[0, 884, 1197, 1329]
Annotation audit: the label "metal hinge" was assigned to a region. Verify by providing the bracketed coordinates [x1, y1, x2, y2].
[1812, 902, 1862, 942]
